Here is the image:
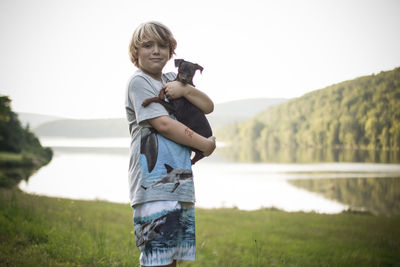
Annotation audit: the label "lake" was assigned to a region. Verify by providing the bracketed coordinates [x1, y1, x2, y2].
[19, 137, 400, 216]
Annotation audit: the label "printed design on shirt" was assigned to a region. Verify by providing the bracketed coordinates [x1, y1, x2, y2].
[141, 164, 193, 193]
[140, 127, 158, 173]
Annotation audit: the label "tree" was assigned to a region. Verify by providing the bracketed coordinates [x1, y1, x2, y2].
[364, 117, 379, 148]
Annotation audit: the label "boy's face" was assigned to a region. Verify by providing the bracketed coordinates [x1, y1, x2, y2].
[137, 39, 170, 80]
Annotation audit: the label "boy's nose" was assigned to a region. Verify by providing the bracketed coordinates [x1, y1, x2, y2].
[153, 44, 160, 54]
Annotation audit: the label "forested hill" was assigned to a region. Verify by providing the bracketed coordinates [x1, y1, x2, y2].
[219, 67, 400, 151]
[0, 96, 53, 170]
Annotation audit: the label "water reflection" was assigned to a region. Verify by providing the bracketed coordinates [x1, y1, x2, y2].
[19, 147, 130, 203]
[16, 138, 400, 215]
[219, 146, 400, 164]
[289, 177, 400, 216]
[0, 167, 37, 188]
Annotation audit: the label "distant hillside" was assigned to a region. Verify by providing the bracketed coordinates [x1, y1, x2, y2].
[33, 118, 129, 138]
[207, 98, 287, 129]
[32, 98, 286, 138]
[17, 112, 64, 129]
[218, 67, 400, 158]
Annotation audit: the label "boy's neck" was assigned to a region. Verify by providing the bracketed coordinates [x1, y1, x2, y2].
[142, 69, 162, 81]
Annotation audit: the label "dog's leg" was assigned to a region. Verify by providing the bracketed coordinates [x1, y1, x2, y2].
[142, 95, 176, 115]
[190, 149, 205, 165]
[142, 88, 167, 107]
[159, 87, 167, 99]
[142, 97, 162, 107]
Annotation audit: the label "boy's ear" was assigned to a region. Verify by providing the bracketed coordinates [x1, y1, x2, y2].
[195, 64, 204, 73]
[174, 59, 183, 68]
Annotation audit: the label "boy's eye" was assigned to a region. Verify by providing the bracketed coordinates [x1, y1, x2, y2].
[142, 42, 153, 48]
[141, 41, 168, 49]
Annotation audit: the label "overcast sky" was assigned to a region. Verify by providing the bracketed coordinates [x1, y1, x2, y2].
[1, 0, 399, 119]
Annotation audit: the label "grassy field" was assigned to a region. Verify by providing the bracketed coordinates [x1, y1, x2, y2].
[0, 188, 399, 266]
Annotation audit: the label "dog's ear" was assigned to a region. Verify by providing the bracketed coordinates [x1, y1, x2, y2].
[175, 59, 184, 68]
[195, 64, 204, 73]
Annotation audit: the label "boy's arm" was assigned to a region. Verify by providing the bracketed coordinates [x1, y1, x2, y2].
[163, 81, 214, 114]
[148, 115, 216, 156]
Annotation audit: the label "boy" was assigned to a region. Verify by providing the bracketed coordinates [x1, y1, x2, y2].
[126, 21, 216, 267]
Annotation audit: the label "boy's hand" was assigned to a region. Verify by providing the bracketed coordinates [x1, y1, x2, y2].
[202, 136, 216, 157]
[164, 81, 214, 114]
[164, 81, 189, 99]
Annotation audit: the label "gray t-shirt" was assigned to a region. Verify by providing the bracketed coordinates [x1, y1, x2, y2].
[125, 69, 195, 207]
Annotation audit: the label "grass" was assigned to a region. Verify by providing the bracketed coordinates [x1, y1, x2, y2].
[1, 188, 399, 266]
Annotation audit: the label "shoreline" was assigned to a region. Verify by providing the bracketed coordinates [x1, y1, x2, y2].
[0, 151, 52, 188]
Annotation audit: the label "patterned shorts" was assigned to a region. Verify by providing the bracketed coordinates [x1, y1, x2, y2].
[133, 201, 196, 266]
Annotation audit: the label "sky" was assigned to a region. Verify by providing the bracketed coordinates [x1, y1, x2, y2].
[1, 0, 399, 119]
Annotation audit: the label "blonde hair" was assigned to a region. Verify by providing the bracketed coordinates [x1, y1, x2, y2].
[129, 21, 177, 67]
